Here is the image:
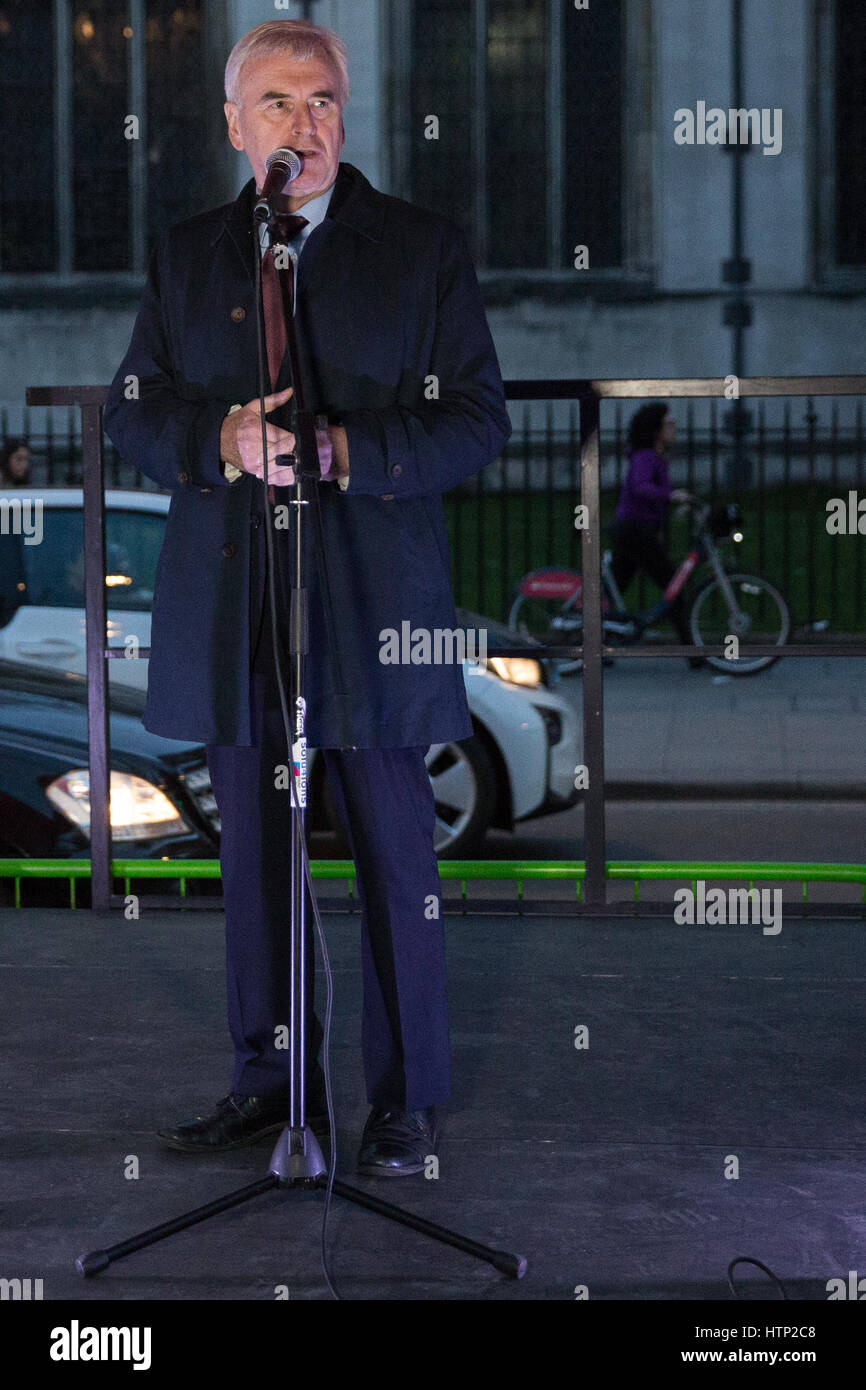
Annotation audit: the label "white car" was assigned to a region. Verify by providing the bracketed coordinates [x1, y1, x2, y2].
[0, 487, 578, 856]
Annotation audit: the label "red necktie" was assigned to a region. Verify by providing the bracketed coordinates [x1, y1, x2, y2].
[261, 214, 308, 500]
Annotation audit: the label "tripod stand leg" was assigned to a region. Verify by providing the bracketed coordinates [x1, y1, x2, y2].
[75, 1175, 279, 1276]
[320, 1176, 527, 1279]
[76, 1167, 526, 1281]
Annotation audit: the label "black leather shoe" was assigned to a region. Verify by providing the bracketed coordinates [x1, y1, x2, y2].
[356, 1106, 439, 1177]
[158, 1067, 330, 1153]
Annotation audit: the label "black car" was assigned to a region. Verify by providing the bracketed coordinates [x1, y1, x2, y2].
[0, 606, 574, 894]
[0, 661, 220, 888]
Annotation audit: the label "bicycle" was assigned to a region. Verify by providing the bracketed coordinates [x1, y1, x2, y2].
[508, 498, 791, 676]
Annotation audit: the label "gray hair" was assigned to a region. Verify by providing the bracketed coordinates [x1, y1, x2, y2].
[224, 19, 349, 107]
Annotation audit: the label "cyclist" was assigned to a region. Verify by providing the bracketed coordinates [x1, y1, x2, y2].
[610, 403, 702, 669]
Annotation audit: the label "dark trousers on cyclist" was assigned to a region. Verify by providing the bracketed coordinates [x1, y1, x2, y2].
[609, 519, 692, 648]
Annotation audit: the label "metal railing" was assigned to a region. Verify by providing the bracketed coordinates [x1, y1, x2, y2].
[18, 376, 866, 916]
[10, 392, 866, 630]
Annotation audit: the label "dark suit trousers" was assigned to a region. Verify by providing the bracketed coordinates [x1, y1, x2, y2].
[204, 502, 452, 1110]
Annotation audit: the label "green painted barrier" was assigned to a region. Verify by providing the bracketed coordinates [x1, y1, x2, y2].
[1, 858, 864, 910]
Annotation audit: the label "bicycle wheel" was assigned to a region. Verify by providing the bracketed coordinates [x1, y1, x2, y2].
[688, 572, 791, 674]
[508, 591, 583, 649]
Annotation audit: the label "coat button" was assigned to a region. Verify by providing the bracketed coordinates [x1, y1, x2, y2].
[392, 464, 403, 478]
[231, 306, 246, 322]
[177, 470, 189, 483]
[381, 493, 394, 501]
[222, 542, 236, 558]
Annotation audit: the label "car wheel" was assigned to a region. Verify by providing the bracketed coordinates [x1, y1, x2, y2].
[426, 735, 495, 859]
[317, 736, 496, 860]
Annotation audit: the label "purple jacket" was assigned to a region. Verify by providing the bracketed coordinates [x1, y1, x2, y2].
[614, 448, 672, 529]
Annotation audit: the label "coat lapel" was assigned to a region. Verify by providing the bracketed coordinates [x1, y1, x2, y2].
[206, 164, 388, 398]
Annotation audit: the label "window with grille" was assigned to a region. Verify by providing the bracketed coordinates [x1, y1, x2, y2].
[834, 0, 866, 266]
[0, 0, 220, 277]
[388, 0, 629, 274]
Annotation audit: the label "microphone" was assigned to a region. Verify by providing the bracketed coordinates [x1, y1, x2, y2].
[253, 148, 303, 223]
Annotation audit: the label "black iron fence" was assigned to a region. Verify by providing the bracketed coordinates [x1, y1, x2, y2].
[7, 393, 866, 632]
[448, 395, 866, 633]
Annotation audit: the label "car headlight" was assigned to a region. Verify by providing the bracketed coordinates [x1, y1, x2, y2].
[45, 769, 190, 842]
[487, 656, 542, 688]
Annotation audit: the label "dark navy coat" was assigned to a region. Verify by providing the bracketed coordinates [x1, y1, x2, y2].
[104, 163, 511, 747]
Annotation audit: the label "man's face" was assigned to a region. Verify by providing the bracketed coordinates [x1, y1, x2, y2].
[224, 53, 345, 210]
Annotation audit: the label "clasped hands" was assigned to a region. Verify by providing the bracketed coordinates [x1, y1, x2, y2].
[220, 386, 348, 486]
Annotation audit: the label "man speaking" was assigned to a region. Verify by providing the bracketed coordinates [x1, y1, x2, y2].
[104, 19, 511, 1176]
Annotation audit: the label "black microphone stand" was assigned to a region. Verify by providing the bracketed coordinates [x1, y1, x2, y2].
[75, 195, 526, 1290]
